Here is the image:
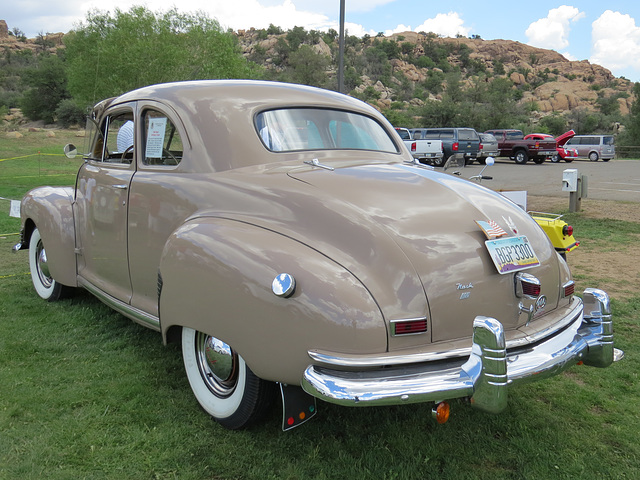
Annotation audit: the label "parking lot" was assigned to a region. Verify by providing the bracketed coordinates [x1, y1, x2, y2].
[466, 157, 640, 203]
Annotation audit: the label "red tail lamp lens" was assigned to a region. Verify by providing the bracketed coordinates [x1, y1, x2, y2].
[411, 142, 417, 152]
[564, 282, 575, 297]
[452, 142, 459, 151]
[522, 282, 541, 297]
[393, 319, 428, 335]
[562, 225, 574, 236]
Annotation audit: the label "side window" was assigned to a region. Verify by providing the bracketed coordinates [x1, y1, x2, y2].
[101, 111, 135, 164]
[142, 110, 183, 166]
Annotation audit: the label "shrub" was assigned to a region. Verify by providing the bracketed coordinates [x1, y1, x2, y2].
[55, 99, 85, 128]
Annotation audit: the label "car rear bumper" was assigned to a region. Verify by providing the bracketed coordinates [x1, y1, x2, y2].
[301, 288, 622, 413]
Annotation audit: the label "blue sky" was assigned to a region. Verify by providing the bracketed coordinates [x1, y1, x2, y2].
[4, 1, 640, 81]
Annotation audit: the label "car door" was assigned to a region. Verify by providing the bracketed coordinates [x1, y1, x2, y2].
[126, 104, 191, 316]
[74, 105, 136, 303]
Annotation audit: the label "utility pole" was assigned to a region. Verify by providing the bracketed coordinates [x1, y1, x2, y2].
[338, 0, 345, 93]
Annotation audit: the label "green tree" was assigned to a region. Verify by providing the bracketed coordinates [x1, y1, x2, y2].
[539, 114, 568, 135]
[20, 54, 69, 123]
[620, 83, 640, 145]
[65, 6, 259, 108]
[288, 45, 329, 88]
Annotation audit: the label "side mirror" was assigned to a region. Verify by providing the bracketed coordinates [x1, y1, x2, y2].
[485, 157, 495, 166]
[63, 143, 77, 159]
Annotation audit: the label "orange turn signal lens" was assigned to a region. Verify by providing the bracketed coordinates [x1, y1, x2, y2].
[432, 402, 450, 424]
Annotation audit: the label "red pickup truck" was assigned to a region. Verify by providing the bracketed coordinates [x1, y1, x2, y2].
[484, 129, 557, 164]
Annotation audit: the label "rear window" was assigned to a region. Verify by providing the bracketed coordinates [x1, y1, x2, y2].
[423, 130, 454, 139]
[256, 108, 398, 153]
[603, 136, 615, 146]
[458, 129, 478, 141]
[505, 130, 524, 140]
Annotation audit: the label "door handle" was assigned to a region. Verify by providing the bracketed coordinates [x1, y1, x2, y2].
[113, 184, 128, 190]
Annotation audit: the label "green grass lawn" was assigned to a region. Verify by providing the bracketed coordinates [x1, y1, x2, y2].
[1, 134, 639, 479]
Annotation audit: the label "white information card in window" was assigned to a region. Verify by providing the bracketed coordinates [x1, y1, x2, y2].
[146, 118, 167, 158]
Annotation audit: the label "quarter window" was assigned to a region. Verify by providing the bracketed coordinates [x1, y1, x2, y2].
[142, 110, 183, 166]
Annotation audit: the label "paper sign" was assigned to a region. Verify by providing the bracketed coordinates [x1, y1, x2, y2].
[10, 200, 20, 218]
[146, 118, 167, 158]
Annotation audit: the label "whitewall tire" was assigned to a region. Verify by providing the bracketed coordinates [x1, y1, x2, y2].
[28, 227, 68, 301]
[181, 327, 275, 429]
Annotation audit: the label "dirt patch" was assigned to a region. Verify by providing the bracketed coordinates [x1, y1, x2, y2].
[528, 195, 640, 300]
[527, 195, 640, 223]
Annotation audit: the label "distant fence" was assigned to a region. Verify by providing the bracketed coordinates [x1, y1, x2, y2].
[614, 146, 640, 159]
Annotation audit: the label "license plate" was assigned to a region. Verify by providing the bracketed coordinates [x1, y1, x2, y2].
[485, 236, 540, 274]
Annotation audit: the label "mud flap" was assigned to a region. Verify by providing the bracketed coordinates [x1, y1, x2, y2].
[279, 383, 317, 431]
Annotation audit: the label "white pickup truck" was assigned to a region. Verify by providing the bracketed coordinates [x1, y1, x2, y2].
[395, 128, 444, 165]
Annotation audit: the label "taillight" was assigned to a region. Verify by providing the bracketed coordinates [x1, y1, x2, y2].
[522, 282, 541, 297]
[479, 143, 483, 150]
[411, 141, 417, 152]
[562, 225, 573, 236]
[392, 318, 428, 335]
[515, 272, 541, 298]
[563, 281, 575, 297]
[452, 142, 459, 151]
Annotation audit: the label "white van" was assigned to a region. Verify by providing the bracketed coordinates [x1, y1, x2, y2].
[564, 135, 615, 162]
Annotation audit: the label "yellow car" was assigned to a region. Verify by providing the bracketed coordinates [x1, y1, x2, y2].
[530, 212, 580, 260]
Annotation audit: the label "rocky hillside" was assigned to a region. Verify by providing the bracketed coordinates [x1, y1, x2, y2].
[1, 18, 634, 117]
[236, 28, 635, 116]
[0, 20, 64, 55]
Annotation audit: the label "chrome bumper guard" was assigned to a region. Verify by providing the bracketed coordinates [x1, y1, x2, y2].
[301, 288, 622, 413]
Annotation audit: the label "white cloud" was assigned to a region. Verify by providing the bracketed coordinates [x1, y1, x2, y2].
[525, 5, 585, 50]
[414, 12, 470, 38]
[384, 24, 412, 36]
[590, 10, 640, 74]
[560, 51, 579, 61]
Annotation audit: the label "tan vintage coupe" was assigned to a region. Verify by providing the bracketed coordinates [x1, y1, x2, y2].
[14, 80, 622, 431]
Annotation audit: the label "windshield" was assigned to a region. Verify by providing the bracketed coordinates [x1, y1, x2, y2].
[256, 108, 399, 153]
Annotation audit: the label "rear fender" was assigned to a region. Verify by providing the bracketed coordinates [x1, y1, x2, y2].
[158, 218, 386, 385]
[20, 186, 77, 287]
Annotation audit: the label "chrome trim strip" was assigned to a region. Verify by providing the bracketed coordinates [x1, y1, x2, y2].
[308, 297, 583, 368]
[78, 277, 160, 331]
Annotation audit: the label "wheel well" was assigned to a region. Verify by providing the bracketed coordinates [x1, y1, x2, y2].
[164, 324, 183, 345]
[22, 218, 35, 246]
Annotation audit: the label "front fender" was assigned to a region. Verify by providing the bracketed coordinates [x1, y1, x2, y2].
[21, 186, 77, 287]
[158, 218, 387, 385]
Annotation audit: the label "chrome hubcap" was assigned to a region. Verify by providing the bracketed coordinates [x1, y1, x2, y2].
[195, 332, 238, 397]
[36, 240, 53, 288]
